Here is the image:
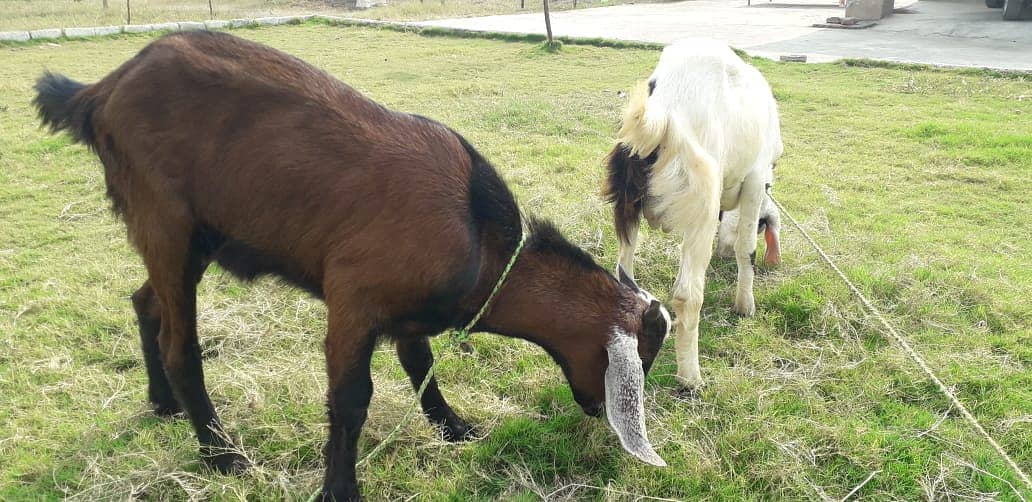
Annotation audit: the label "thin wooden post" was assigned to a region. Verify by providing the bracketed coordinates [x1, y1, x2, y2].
[520, 0, 525, 8]
[126, 0, 131, 24]
[542, 0, 554, 47]
[103, 0, 109, 9]
[208, 0, 214, 18]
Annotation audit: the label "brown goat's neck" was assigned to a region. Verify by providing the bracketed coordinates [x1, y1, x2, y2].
[477, 247, 629, 349]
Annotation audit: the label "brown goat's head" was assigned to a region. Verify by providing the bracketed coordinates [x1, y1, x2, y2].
[496, 221, 670, 466]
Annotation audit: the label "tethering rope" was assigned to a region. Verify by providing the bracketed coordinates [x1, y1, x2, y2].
[306, 232, 527, 501]
[767, 191, 1032, 497]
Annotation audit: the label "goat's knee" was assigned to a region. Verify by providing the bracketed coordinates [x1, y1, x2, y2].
[131, 283, 161, 321]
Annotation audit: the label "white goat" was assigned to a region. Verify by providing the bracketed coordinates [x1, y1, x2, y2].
[604, 38, 783, 389]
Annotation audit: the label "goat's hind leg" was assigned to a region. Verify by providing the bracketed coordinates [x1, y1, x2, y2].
[131, 281, 180, 416]
[136, 221, 247, 474]
[396, 337, 475, 442]
[732, 172, 766, 317]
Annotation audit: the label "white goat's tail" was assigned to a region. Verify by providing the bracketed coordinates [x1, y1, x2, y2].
[616, 80, 722, 221]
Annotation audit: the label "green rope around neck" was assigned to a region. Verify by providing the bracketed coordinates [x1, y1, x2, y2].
[452, 231, 527, 345]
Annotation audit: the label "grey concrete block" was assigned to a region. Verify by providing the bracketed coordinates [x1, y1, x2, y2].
[254, 16, 295, 26]
[95, 25, 123, 36]
[124, 24, 155, 33]
[355, 0, 387, 8]
[845, 0, 894, 20]
[178, 21, 206, 31]
[204, 20, 230, 29]
[227, 18, 255, 28]
[30, 28, 63, 40]
[63, 27, 97, 38]
[0, 31, 31, 42]
[151, 22, 180, 32]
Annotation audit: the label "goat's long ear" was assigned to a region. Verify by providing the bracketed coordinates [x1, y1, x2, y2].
[605, 333, 666, 467]
[617, 264, 640, 292]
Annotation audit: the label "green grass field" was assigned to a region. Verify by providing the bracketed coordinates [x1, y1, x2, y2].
[1, 24, 1030, 501]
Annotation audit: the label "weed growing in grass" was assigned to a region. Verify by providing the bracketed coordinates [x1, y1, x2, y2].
[1, 25, 1030, 501]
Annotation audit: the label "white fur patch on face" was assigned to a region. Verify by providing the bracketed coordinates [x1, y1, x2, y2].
[636, 288, 672, 342]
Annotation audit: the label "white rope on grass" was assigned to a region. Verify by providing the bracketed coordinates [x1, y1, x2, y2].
[767, 192, 1032, 497]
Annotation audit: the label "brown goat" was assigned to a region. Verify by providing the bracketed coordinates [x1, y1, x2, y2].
[34, 31, 670, 500]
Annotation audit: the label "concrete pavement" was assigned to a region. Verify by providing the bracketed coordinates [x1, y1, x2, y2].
[417, 0, 1032, 71]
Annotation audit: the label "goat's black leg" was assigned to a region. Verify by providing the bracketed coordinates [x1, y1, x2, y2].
[321, 320, 377, 502]
[142, 227, 247, 475]
[396, 337, 475, 442]
[131, 281, 179, 416]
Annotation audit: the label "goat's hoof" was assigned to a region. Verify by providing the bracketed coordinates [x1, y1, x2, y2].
[319, 488, 363, 502]
[441, 417, 478, 442]
[733, 299, 756, 317]
[204, 452, 250, 475]
[150, 401, 182, 417]
[677, 386, 703, 400]
[674, 374, 705, 393]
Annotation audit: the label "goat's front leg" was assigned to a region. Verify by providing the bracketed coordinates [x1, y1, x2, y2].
[672, 221, 718, 390]
[732, 173, 766, 317]
[321, 308, 376, 502]
[396, 337, 475, 442]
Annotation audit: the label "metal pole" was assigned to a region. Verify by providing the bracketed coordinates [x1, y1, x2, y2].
[542, 0, 554, 47]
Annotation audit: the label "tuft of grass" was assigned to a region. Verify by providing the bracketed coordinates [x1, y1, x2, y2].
[1, 24, 1030, 501]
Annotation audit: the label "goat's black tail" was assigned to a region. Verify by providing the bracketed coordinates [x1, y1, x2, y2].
[33, 72, 96, 148]
[603, 142, 656, 245]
